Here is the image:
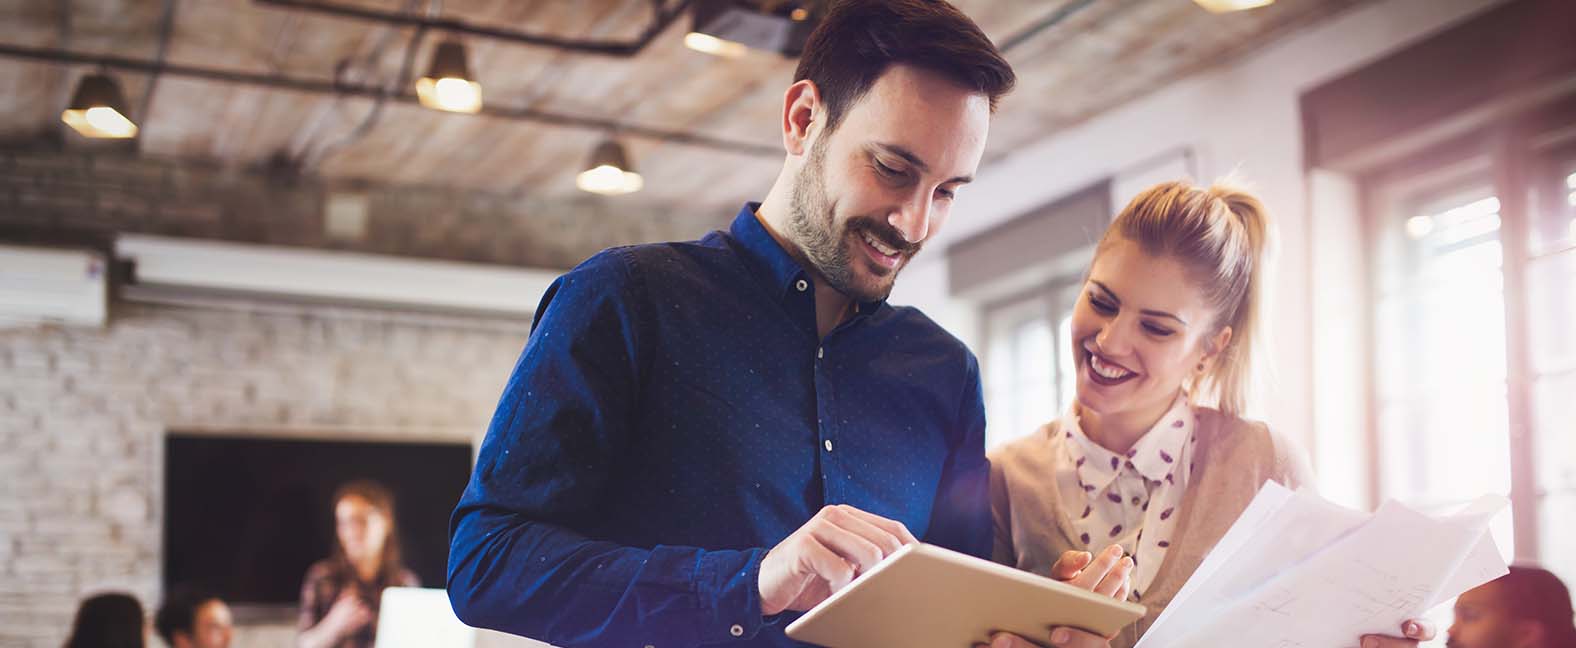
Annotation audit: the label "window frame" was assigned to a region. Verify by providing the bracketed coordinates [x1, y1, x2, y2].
[1358, 101, 1576, 564]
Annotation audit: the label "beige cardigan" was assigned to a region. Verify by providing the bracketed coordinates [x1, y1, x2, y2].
[989, 408, 1313, 648]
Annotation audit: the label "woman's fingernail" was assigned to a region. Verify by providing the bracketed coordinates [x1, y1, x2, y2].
[1050, 628, 1071, 645]
[1362, 637, 1378, 648]
[1405, 621, 1419, 636]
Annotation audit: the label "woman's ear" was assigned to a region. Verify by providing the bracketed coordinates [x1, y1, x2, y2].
[1198, 326, 1234, 373]
[781, 79, 821, 157]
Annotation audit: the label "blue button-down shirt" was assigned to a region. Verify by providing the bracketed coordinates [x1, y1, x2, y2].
[448, 205, 989, 648]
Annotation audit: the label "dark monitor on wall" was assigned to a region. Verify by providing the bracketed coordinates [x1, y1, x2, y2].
[162, 433, 472, 607]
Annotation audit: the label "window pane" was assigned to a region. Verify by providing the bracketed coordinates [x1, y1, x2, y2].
[984, 301, 1061, 449]
[1530, 166, 1576, 254]
[1527, 249, 1576, 376]
[1017, 318, 1057, 429]
[1533, 371, 1576, 495]
[1377, 392, 1511, 506]
[1538, 492, 1576, 586]
[1375, 188, 1513, 513]
[985, 321, 1019, 449]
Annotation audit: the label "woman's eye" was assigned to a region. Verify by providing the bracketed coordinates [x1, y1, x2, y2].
[1143, 323, 1175, 337]
[1089, 297, 1116, 314]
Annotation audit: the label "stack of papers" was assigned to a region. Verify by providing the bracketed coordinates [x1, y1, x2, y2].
[1136, 482, 1508, 647]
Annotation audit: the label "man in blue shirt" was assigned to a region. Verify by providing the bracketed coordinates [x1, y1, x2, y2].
[447, 1, 1015, 646]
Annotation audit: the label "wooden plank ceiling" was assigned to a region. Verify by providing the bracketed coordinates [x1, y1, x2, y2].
[0, 0, 1359, 220]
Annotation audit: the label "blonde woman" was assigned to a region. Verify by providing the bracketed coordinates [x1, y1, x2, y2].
[979, 182, 1435, 648]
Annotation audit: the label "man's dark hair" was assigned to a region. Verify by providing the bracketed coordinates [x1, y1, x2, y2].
[1499, 565, 1576, 647]
[154, 586, 222, 645]
[794, 0, 1016, 133]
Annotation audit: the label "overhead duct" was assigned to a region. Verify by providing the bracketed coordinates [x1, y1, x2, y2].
[252, 0, 693, 58]
[115, 235, 560, 319]
[0, 43, 780, 158]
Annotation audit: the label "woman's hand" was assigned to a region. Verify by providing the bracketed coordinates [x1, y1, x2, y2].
[971, 546, 1133, 647]
[1052, 544, 1134, 600]
[1360, 619, 1435, 648]
[321, 593, 374, 638]
[973, 627, 1112, 648]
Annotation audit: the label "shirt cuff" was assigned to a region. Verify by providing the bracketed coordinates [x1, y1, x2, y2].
[695, 547, 768, 643]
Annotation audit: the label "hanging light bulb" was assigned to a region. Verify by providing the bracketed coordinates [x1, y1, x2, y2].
[1193, 0, 1274, 12]
[683, 32, 749, 58]
[416, 39, 482, 113]
[61, 73, 138, 139]
[576, 139, 644, 196]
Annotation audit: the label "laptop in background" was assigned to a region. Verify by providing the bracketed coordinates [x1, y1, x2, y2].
[374, 587, 557, 648]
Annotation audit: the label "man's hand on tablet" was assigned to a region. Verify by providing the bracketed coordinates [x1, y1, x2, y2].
[757, 505, 918, 616]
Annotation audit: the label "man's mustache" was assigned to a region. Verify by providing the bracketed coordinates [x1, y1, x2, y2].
[846, 217, 921, 256]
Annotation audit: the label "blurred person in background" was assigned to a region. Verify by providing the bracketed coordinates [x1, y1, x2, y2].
[1448, 565, 1576, 648]
[154, 586, 233, 648]
[296, 480, 417, 648]
[65, 592, 148, 648]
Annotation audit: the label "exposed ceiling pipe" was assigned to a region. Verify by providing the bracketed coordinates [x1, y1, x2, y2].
[999, 0, 1101, 53]
[136, 0, 179, 126]
[252, 0, 692, 58]
[0, 43, 781, 158]
[300, 0, 428, 169]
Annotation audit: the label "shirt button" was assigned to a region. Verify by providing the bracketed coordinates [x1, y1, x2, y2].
[795, 279, 809, 292]
[816, 347, 824, 359]
[824, 439, 834, 452]
[730, 624, 745, 637]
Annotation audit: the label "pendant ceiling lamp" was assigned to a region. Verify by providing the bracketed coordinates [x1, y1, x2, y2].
[416, 39, 482, 113]
[61, 72, 138, 139]
[576, 139, 644, 196]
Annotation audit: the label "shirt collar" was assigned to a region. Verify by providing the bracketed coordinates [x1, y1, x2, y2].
[1063, 393, 1194, 490]
[726, 202, 885, 314]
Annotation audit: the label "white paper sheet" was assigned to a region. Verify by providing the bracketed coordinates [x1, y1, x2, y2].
[1135, 483, 1508, 648]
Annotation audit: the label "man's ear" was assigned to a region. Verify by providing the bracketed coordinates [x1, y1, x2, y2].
[781, 79, 822, 157]
[1512, 619, 1546, 648]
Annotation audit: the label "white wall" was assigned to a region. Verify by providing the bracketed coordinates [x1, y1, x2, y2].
[891, 0, 1506, 493]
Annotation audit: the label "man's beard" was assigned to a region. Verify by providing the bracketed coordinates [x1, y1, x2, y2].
[786, 138, 919, 303]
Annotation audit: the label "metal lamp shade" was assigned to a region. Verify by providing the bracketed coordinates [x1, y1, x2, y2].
[576, 140, 644, 195]
[416, 40, 482, 113]
[61, 73, 138, 138]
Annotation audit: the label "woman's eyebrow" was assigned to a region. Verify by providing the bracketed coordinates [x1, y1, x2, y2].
[1091, 280, 1188, 326]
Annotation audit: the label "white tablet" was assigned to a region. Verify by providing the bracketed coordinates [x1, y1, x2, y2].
[784, 543, 1146, 648]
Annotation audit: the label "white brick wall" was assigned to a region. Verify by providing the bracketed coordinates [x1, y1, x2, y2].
[0, 300, 529, 648]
